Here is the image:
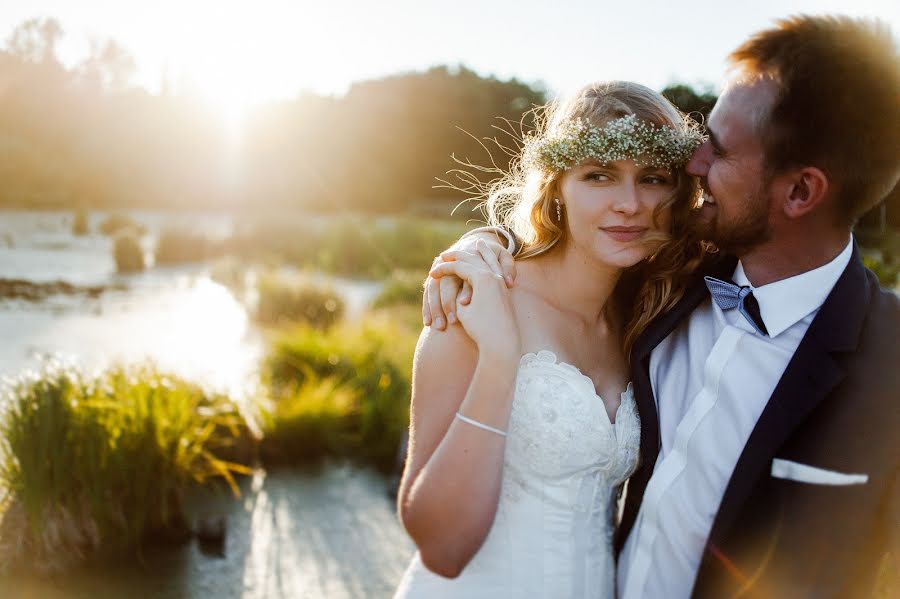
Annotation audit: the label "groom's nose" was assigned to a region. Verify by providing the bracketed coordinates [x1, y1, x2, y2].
[686, 141, 713, 177]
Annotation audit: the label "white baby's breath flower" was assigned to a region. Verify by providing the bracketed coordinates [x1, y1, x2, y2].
[522, 114, 705, 174]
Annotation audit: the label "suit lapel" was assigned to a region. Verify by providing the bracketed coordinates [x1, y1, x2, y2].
[617, 254, 737, 551]
[702, 247, 871, 555]
[631, 254, 738, 465]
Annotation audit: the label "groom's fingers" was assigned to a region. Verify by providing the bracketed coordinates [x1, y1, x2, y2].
[430, 260, 473, 280]
[475, 239, 504, 280]
[424, 271, 445, 329]
[428, 260, 467, 327]
[440, 276, 461, 325]
[429, 256, 504, 327]
[431, 261, 505, 285]
[459, 281, 472, 305]
[498, 249, 517, 288]
[444, 244, 515, 289]
[435, 249, 481, 268]
[428, 253, 480, 296]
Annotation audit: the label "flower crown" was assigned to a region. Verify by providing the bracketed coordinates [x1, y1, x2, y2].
[521, 114, 705, 173]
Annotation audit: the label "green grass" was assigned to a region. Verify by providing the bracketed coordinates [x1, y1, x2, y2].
[0, 364, 254, 573]
[862, 253, 899, 289]
[256, 273, 345, 330]
[228, 215, 470, 279]
[262, 309, 419, 470]
[372, 270, 426, 309]
[259, 372, 361, 464]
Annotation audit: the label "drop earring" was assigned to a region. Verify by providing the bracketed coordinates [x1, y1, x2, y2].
[555, 198, 562, 222]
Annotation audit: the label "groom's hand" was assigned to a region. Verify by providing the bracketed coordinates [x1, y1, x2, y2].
[423, 233, 516, 330]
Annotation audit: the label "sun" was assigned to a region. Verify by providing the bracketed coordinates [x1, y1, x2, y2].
[142, 2, 372, 132]
[158, 3, 287, 136]
[191, 69, 254, 135]
[172, 47, 262, 136]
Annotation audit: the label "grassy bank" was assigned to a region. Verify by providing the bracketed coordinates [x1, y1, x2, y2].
[0, 217, 438, 572]
[260, 307, 419, 471]
[0, 364, 255, 573]
[255, 273, 345, 329]
[154, 215, 470, 279]
[372, 270, 426, 309]
[0, 297, 423, 573]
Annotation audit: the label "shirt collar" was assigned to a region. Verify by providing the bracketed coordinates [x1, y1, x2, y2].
[732, 236, 854, 338]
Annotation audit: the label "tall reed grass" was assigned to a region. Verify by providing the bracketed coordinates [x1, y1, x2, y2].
[260, 372, 360, 464]
[0, 363, 254, 573]
[256, 274, 345, 330]
[262, 310, 418, 470]
[372, 270, 426, 309]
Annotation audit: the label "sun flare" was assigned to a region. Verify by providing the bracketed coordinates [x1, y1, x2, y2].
[157, 2, 292, 134]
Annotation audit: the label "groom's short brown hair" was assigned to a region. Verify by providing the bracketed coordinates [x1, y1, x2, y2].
[729, 15, 900, 224]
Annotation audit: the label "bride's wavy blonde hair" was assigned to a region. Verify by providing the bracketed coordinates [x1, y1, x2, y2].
[479, 81, 708, 356]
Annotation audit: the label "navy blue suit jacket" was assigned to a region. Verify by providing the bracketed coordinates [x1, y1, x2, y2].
[617, 246, 900, 597]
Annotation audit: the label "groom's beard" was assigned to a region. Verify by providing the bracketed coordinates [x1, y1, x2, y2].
[690, 188, 771, 255]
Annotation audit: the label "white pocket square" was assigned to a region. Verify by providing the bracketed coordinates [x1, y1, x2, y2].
[771, 459, 869, 486]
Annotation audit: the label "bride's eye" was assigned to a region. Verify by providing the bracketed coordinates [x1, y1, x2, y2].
[643, 173, 672, 185]
[585, 172, 611, 182]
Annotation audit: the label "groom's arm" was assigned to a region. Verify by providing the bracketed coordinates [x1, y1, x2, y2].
[423, 226, 518, 330]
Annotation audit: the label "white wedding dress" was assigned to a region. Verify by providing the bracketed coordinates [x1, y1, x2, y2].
[394, 350, 641, 598]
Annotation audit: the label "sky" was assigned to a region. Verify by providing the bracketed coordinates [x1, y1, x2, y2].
[2, 0, 898, 111]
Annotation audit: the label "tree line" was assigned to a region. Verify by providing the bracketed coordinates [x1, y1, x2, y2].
[0, 17, 893, 224]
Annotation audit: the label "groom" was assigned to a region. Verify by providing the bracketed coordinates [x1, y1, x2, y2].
[423, 15, 899, 597]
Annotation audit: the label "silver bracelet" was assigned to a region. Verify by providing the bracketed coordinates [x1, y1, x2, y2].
[460, 226, 516, 255]
[455, 412, 507, 437]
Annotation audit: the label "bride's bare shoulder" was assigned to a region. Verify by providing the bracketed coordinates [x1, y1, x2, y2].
[413, 322, 478, 383]
[509, 261, 552, 313]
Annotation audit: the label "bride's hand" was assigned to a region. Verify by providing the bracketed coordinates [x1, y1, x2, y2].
[423, 234, 515, 330]
[429, 247, 520, 358]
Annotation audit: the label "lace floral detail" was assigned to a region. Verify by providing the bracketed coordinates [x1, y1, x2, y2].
[613, 382, 641, 485]
[501, 350, 640, 509]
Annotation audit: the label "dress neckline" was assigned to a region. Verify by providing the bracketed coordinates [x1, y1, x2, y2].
[519, 350, 633, 426]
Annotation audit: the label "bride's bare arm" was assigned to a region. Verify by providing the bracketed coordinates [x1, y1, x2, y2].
[397, 328, 518, 577]
[399, 257, 521, 578]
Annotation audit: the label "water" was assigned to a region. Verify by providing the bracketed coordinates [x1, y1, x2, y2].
[2, 465, 415, 598]
[0, 210, 414, 598]
[0, 210, 382, 397]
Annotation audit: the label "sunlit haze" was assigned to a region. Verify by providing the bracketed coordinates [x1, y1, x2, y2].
[4, 0, 899, 124]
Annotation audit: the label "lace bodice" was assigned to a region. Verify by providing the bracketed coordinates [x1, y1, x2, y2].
[395, 350, 641, 598]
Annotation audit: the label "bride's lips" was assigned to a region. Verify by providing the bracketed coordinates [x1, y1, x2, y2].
[601, 226, 648, 242]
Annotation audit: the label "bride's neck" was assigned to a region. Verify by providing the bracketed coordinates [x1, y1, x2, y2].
[524, 242, 622, 325]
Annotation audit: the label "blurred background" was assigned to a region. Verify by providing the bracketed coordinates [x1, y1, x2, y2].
[0, 1, 897, 597]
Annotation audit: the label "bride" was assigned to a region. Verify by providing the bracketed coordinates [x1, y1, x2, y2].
[394, 81, 705, 598]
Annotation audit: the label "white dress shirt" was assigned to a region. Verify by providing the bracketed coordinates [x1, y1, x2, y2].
[617, 238, 854, 599]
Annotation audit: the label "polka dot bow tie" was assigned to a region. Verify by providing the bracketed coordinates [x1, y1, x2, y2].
[703, 276, 769, 336]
